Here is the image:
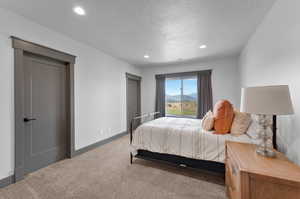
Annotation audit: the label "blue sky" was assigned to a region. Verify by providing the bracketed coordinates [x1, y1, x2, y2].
[165, 78, 197, 95]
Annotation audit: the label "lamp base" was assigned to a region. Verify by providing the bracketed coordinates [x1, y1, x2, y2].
[256, 148, 276, 158]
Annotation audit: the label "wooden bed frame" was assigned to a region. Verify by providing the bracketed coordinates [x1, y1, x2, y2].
[129, 112, 277, 174]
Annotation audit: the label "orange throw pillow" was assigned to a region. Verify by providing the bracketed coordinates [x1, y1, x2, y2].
[213, 100, 234, 134]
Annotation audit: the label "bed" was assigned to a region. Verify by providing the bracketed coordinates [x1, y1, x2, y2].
[130, 114, 263, 173]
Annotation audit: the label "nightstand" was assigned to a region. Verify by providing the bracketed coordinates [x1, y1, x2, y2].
[225, 141, 300, 199]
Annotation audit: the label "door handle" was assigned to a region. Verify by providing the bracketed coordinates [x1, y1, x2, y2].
[24, 118, 37, 122]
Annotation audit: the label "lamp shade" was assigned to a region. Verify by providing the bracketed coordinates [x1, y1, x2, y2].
[241, 85, 294, 115]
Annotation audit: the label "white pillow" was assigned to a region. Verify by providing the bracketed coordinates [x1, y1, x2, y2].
[201, 111, 214, 131]
[231, 111, 251, 136]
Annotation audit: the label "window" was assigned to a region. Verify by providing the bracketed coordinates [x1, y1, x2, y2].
[165, 76, 198, 118]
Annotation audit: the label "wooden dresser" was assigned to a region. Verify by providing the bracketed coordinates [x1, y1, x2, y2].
[225, 141, 300, 199]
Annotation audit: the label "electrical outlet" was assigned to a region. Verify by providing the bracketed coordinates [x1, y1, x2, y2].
[99, 129, 104, 136]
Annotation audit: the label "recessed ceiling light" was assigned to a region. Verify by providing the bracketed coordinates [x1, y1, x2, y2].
[199, 45, 207, 49]
[73, 6, 86, 16]
[144, 54, 150, 59]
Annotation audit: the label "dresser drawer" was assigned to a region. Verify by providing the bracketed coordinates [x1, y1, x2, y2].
[249, 175, 300, 199]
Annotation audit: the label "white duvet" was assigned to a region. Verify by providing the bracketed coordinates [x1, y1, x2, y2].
[131, 117, 259, 163]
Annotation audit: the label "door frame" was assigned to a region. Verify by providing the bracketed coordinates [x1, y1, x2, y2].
[126, 73, 142, 132]
[12, 37, 76, 182]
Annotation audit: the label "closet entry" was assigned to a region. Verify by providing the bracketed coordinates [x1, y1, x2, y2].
[126, 73, 141, 133]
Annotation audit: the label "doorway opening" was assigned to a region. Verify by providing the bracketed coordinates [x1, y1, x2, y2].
[12, 37, 76, 182]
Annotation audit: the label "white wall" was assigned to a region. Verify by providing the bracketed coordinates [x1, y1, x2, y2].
[239, 0, 300, 164]
[141, 56, 240, 114]
[0, 8, 141, 180]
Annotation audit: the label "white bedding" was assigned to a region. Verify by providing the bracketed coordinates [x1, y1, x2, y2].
[131, 117, 259, 163]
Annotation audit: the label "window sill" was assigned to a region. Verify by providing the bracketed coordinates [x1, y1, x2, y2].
[165, 114, 197, 119]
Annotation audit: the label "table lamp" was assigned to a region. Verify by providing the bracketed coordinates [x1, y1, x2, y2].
[241, 85, 294, 157]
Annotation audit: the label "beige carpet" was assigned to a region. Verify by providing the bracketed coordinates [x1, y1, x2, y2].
[0, 135, 226, 199]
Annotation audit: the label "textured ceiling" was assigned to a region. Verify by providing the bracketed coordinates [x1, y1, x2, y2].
[0, 0, 275, 66]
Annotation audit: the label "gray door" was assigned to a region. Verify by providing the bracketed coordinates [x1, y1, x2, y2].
[127, 78, 141, 132]
[24, 53, 67, 174]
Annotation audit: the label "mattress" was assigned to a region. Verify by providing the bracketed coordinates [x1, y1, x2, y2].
[131, 117, 259, 163]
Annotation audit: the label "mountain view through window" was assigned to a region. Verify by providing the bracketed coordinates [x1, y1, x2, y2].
[165, 77, 197, 118]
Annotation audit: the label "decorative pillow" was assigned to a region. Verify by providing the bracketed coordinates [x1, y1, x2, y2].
[230, 111, 251, 136]
[201, 111, 214, 131]
[213, 100, 234, 134]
